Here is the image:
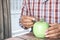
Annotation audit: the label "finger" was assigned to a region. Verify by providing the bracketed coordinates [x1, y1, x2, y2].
[47, 36, 58, 39]
[22, 16, 35, 21]
[25, 24, 33, 28]
[22, 22, 33, 26]
[49, 23, 57, 27]
[22, 24, 33, 29]
[46, 29, 59, 35]
[26, 16, 35, 20]
[21, 16, 35, 23]
[21, 19, 32, 23]
[57, 35, 60, 38]
[45, 33, 59, 38]
[47, 26, 57, 31]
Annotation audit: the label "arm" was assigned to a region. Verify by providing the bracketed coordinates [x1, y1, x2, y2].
[20, 0, 28, 16]
[19, 0, 28, 29]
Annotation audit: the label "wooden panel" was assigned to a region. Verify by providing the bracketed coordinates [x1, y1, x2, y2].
[0, 0, 4, 39]
[2, 0, 11, 39]
[0, 0, 11, 39]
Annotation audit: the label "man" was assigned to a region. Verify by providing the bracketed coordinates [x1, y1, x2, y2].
[19, 0, 60, 38]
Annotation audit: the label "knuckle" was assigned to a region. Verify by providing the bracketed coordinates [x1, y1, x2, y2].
[55, 29, 59, 33]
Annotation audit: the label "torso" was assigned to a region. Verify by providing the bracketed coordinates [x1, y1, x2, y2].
[22, 0, 60, 23]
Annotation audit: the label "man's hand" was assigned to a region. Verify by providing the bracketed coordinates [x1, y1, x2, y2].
[45, 23, 60, 38]
[20, 16, 35, 29]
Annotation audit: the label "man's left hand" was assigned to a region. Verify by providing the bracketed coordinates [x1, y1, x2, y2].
[45, 23, 60, 38]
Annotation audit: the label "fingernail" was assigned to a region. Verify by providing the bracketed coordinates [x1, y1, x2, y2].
[45, 36, 48, 37]
[45, 33, 48, 35]
[45, 35, 49, 37]
[46, 30, 48, 32]
[45, 30, 48, 33]
[45, 30, 48, 35]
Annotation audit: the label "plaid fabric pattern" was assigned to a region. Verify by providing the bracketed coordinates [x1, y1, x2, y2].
[21, 0, 60, 24]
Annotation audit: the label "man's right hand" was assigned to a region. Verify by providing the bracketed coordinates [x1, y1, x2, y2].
[20, 16, 36, 29]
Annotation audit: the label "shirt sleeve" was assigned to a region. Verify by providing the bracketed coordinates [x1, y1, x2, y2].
[20, 0, 28, 17]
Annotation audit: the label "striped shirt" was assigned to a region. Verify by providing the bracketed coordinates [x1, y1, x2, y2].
[21, 0, 60, 24]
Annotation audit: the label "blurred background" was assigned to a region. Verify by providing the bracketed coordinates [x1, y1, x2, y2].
[0, 0, 31, 39]
[10, 0, 31, 37]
